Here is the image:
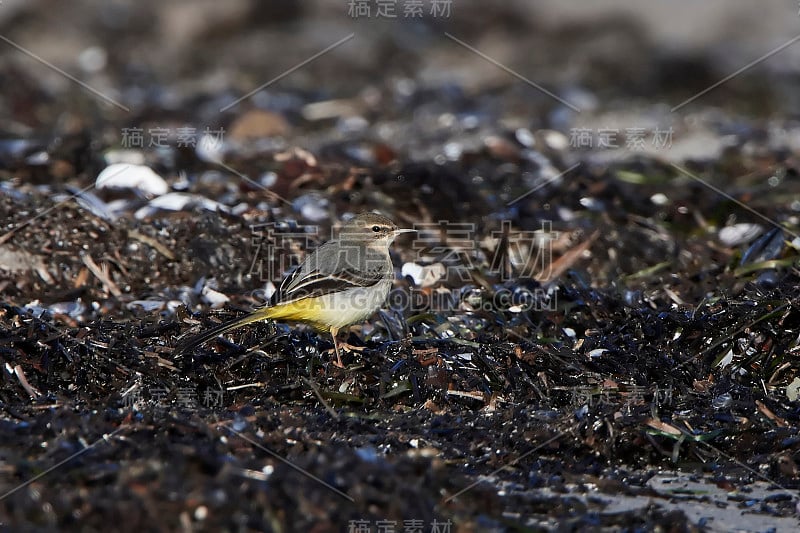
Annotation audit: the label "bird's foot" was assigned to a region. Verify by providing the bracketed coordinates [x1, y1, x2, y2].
[325, 342, 364, 368]
[338, 342, 366, 353]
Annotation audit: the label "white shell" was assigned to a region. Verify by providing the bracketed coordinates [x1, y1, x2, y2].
[718, 223, 763, 247]
[96, 163, 168, 196]
[401, 262, 446, 287]
[134, 192, 228, 219]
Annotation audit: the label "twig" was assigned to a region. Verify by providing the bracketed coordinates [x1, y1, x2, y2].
[81, 252, 122, 297]
[227, 382, 266, 391]
[127, 229, 176, 261]
[302, 377, 339, 419]
[14, 365, 41, 398]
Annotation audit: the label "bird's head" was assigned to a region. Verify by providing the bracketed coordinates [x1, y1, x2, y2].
[339, 212, 415, 247]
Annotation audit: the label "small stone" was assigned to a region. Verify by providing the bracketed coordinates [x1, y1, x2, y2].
[96, 163, 169, 196]
[719, 223, 763, 247]
[229, 109, 290, 140]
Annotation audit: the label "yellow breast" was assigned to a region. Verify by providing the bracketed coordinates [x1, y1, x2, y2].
[263, 278, 393, 330]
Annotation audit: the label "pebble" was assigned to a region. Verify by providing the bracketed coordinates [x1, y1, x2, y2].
[104, 149, 147, 166]
[259, 171, 277, 188]
[195, 133, 226, 164]
[77, 46, 107, 73]
[201, 284, 230, 307]
[292, 193, 328, 222]
[401, 262, 446, 287]
[127, 300, 167, 312]
[134, 192, 228, 219]
[228, 109, 290, 140]
[786, 378, 800, 402]
[96, 163, 169, 196]
[718, 223, 763, 247]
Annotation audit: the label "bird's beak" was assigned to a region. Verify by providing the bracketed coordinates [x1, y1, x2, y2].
[393, 228, 416, 236]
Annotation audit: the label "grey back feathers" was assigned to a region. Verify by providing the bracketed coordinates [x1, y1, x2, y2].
[271, 213, 398, 305]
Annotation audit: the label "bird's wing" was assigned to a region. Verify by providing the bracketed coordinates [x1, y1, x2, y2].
[271, 241, 387, 304]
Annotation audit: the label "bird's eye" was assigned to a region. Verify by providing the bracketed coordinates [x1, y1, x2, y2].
[372, 225, 381, 232]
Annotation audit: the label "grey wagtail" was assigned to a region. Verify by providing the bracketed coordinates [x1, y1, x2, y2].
[176, 212, 414, 366]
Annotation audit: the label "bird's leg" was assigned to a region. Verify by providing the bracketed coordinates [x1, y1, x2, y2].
[329, 326, 344, 368]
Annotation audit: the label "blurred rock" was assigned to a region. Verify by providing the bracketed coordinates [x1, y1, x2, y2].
[96, 163, 169, 196]
[229, 109, 290, 141]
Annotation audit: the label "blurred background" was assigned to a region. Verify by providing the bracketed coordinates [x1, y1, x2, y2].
[0, 0, 798, 271]
[3, 0, 800, 289]
[1, 0, 798, 135]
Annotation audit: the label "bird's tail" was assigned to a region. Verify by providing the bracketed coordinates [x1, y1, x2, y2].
[175, 308, 272, 356]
